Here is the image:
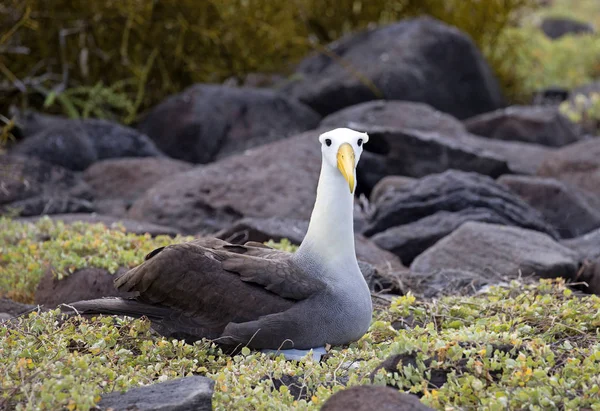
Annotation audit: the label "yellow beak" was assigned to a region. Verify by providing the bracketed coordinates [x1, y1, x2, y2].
[337, 143, 356, 194]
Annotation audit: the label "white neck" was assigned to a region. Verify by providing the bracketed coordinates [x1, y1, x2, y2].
[295, 158, 359, 278]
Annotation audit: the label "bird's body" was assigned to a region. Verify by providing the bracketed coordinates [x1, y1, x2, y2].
[69, 128, 372, 353]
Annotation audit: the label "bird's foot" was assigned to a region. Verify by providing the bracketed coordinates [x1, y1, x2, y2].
[260, 346, 327, 361]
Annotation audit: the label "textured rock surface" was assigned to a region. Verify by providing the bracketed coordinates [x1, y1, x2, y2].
[128, 130, 326, 234]
[10, 119, 163, 171]
[321, 100, 466, 137]
[364, 170, 558, 238]
[369, 175, 417, 206]
[541, 16, 595, 39]
[498, 175, 600, 238]
[137, 84, 320, 163]
[352, 127, 510, 194]
[84, 157, 193, 202]
[410, 222, 580, 281]
[464, 105, 580, 147]
[35, 267, 134, 307]
[0, 298, 36, 317]
[371, 209, 516, 265]
[320, 385, 432, 411]
[561, 227, 600, 261]
[0, 155, 93, 216]
[537, 138, 600, 200]
[283, 17, 504, 118]
[98, 376, 214, 411]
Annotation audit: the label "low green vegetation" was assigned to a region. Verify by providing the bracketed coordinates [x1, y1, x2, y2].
[0, 217, 193, 303]
[1, 279, 599, 410]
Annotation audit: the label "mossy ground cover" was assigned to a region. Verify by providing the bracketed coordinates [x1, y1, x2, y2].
[0, 217, 193, 303]
[1, 220, 600, 410]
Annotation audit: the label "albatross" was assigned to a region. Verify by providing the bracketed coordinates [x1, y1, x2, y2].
[68, 128, 372, 359]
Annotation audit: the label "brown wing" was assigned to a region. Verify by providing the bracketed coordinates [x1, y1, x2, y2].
[112, 238, 324, 335]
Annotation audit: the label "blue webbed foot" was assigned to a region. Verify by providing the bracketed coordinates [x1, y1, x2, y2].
[260, 346, 327, 361]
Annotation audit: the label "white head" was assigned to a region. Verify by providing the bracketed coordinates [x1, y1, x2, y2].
[318, 128, 369, 194]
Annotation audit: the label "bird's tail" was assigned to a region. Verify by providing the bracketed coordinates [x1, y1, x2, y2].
[61, 298, 172, 321]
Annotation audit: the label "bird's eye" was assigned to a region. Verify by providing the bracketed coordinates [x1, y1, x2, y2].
[325, 139, 332, 147]
[357, 139, 363, 147]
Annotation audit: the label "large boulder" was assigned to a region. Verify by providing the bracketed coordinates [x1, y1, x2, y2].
[321, 101, 552, 193]
[540, 17, 595, 40]
[355, 127, 510, 182]
[83, 157, 193, 216]
[136, 84, 321, 164]
[410, 222, 580, 281]
[0, 155, 93, 216]
[464, 105, 580, 147]
[128, 130, 326, 234]
[369, 175, 417, 206]
[498, 175, 600, 238]
[537, 138, 600, 200]
[98, 376, 213, 411]
[371, 209, 516, 265]
[561, 227, 600, 261]
[321, 100, 466, 137]
[282, 17, 504, 119]
[10, 118, 163, 171]
[320, 386, 432, 411]
[364, 170, 558, 239]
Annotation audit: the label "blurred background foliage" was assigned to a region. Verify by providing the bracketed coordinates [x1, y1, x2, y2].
[1, 0, 598, 126]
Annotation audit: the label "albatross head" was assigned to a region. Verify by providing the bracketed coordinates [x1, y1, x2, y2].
[319, 128, 369, 194]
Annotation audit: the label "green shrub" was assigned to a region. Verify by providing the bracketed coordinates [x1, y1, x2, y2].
[1, 0, 537, 123]
[560, 92, 600, 133]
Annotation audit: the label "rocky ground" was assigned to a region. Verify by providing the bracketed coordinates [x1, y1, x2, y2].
[1, 7, 600, 411]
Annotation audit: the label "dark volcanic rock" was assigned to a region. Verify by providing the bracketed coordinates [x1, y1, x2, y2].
[537, 138, 600, 200]
[498, 175, 600, 238]
[12, 109, 69, 139]
[84, 157, 193, 201]
[320, 385, 432, 411]
[410, 222, 580, 280]
[98, 376, 213, 411]
[356, 126, 510, 185]
[369, 175, 416, 205]
[371, 209, 516, 265]
[405, 268, 501, 298]
[128, 130, 326, 234]
[321, 100, 466, 137]
[561, 227, 600, 261]
[137, 84, 320, 164]
[0, 298, 36, 317]
[458, 134, 552, 176]
[364, 170, 558, 239]
[10, 118, 163, 171]
[0, 155, 93, 216]
[464, 105, 580, 147]
[283, 17, 504, 119]
[83, 157, 193, 215]
[17, 214, 180, 237]
[35, 267, 133, 307]
[541, 17, 594, 40]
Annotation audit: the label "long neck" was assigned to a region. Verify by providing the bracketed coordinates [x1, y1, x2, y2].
[295, 158, 358, 274]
